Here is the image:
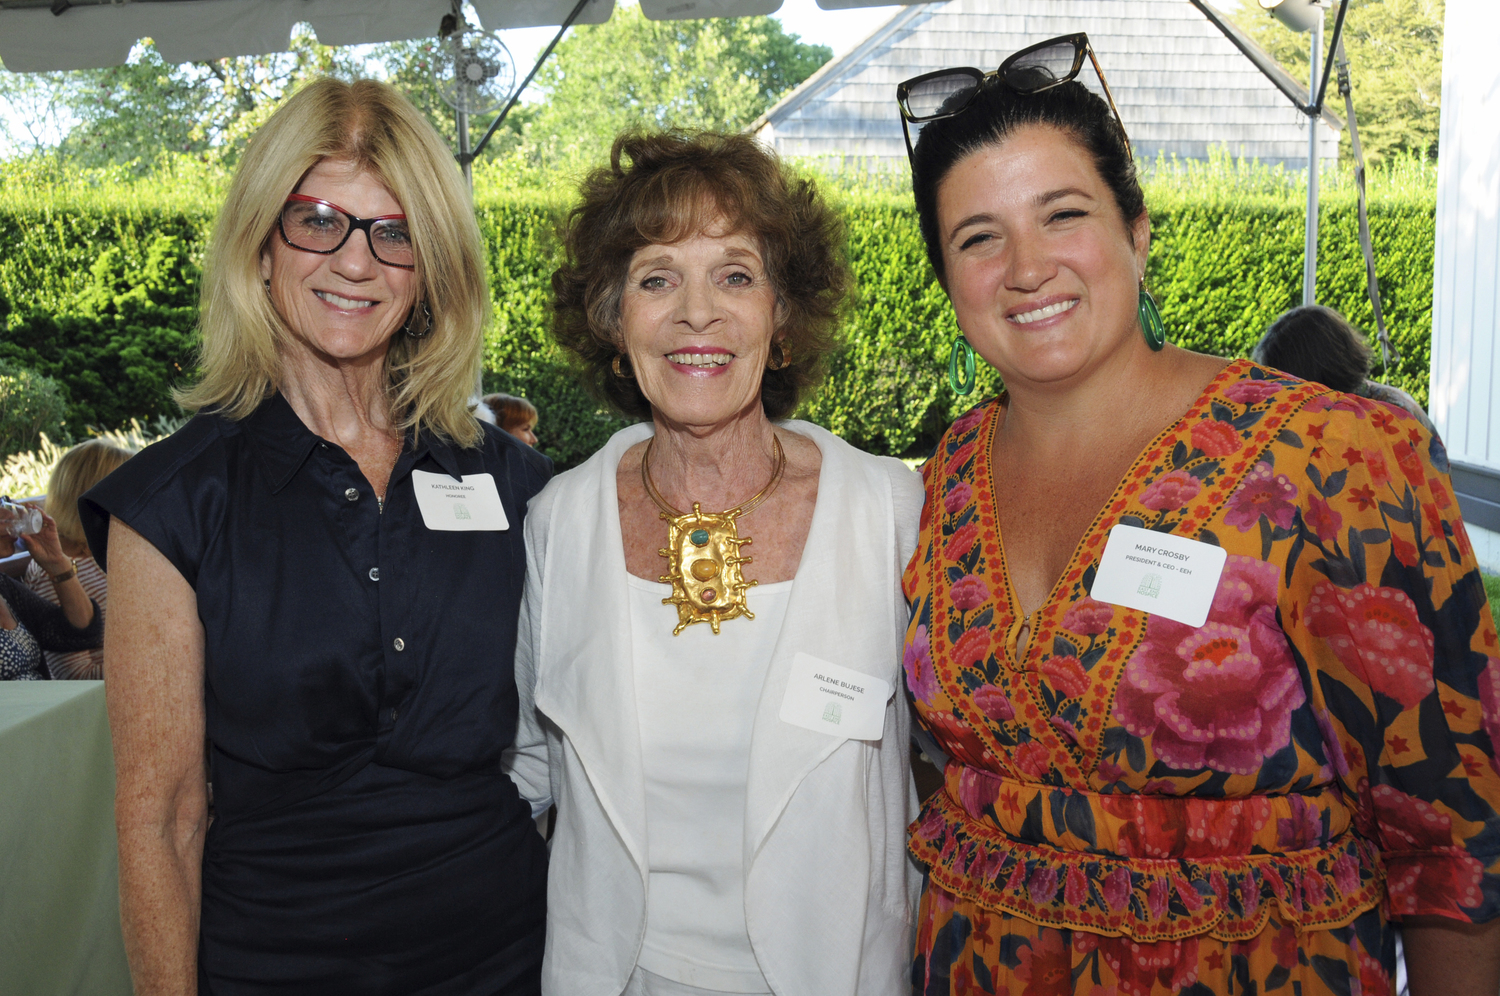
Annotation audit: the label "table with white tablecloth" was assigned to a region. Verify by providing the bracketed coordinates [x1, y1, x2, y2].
[0, 681, 131, 994]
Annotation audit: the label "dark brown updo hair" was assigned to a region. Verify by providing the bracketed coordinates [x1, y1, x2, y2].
[910, 73, 1145, 284]
[1252, 305, 1372, 393]
[551, 130, 851, 421]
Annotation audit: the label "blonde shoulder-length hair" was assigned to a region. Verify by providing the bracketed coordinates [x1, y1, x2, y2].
[48, 437, 136, 550]
[177, 77, 488, 448]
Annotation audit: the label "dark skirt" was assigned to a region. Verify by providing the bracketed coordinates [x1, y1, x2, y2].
[198, 759, 547, 996]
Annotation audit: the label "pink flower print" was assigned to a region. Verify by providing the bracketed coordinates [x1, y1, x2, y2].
[1371, 784, 1486, 914]
[1065, 866, 1090, 908]
[1394, 440, 1426, 488]
[957, 765, 1002, 818]
[1101, 866, 1132, 911]
[951, 574, 991, 611]
[1370, 784, 1452, 850]
[1140, 469, 1202, 512]
[1305, 493, 1344, 542]
[1224, 379, 1282, 405]
[1063, 596, 1114, 637]
[1478, 657, 1500, 773]
[943, 480, 974, 515]
[944, 522, 980, 561]
[1006, 860, 1029, 893]
[974, 683, 1015, 723]
[945, 440, 979, 475]
[904, 625, 938, 705]
[1305, 581, 1435, 708]
[952, 627, 993, 669]
[1173, 872, 1204, 911]
[1306, 394, 1369, 417]
[1113, 556, 1305, 775]
[1040, 655, 1089, 698]
[1027, 865, 1060, 904]
[1224, 462, 1298, 532]
[1097, 757, 1126, 783]
[1302, 871, 1328, 908]
[1333, 852, 1360, 895]
[1146, 878, 1169, 920]
[1276, 795, 1322, 850]
[926, 710, 996, 770]
[1015, 740, 1051, 778]
[1191, 420, 1241, 458]
[1363, 448, 1391, 487]
[951, 407, 986, 435]
[1049, 716, 1079, 744]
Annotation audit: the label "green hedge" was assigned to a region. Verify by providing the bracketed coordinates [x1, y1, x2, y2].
[0, 158, 1437, 468]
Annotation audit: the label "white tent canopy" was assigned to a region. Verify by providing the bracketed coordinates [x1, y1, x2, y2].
[0, 0, 914, 73]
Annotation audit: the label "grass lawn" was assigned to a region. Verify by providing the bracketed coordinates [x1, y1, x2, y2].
[1488, 573, 1500, 623]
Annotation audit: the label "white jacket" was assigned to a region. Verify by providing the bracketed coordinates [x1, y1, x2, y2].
[506, 420, 923, 996]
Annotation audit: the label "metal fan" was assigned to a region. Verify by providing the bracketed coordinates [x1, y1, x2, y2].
[433, 29, 516, 118]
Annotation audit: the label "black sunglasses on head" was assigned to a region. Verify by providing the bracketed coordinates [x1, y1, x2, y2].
[896, 33, 1132, 167]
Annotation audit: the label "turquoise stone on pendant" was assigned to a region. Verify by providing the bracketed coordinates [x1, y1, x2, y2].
[690, 528, 710, 546]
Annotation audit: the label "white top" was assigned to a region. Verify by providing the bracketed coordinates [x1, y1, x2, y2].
[507, 420, 924, 996]
[630, 574, 790, 993]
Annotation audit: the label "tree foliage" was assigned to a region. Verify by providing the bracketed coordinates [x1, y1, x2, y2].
[1, 28, 360, 169]
[1230, 0, 1444, 162]
[513, 4, 830, 166]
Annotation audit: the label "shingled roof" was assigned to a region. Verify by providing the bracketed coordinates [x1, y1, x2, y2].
[751, 0, 1342, 168]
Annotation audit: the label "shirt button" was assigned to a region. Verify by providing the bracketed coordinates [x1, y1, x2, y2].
[389, 707, 399, 722]
[345, 488, 359, 501]
[368, 567, 380, 581]
[393, 637, 405, 652]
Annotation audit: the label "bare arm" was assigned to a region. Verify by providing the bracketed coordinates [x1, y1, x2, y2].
[22, 512, 94, 629]
[1403, 915, 1500, 996]
[105, 518, 207, 996]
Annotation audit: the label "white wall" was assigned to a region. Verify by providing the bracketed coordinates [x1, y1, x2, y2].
[1430, 0, 1500, 571]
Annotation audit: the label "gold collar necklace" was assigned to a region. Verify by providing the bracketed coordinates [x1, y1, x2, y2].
[642, 434, 786, 635]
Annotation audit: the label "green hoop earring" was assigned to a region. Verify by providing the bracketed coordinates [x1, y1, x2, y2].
[1138, 286, 1166, 351]
[949, 335, 977, 396]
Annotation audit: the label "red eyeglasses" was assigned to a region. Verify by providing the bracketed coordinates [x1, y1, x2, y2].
[278, 194, 415, 270]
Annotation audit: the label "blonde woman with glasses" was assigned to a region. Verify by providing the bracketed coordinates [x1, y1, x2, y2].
[80, 79, 550, 995]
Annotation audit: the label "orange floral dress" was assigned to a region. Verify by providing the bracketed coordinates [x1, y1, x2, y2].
[903, 360, 1500, 995]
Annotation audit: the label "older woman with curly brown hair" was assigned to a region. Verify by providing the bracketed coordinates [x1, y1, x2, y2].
[504, 131, 921, 996]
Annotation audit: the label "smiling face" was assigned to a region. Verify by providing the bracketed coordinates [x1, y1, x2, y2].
[260, 158, 419, 373]
[617, 223, 779, 431]
[936, 124, 1150, 391]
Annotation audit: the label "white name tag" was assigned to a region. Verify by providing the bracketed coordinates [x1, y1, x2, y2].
[1089, 523, 1227, 628]
[410, 470, 510, 531]
[779, 653, 892, 741]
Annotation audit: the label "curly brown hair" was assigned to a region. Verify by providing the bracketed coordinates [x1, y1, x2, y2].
[551, 131, 851, 421]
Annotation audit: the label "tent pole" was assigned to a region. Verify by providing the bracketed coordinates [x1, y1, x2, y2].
[1303, 12, 1322, 306]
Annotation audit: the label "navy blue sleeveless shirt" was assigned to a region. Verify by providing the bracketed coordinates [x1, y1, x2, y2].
[81, 394, 549, 996]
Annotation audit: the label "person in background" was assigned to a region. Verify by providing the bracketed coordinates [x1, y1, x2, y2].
[484, 393, 539, 448]
[508, 130, 920, 996]
[895, 32, 1500, 995]
[81, 78, 549, 995]
[1253, 304, 1437, 435]
[0, 499, 101, 681]
[23, 437, 134, 679]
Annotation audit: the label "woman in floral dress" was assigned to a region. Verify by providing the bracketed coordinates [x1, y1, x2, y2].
[896, 35, 1500, 996]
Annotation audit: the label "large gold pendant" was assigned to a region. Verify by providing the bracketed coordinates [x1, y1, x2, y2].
[658, 502, 756, 635]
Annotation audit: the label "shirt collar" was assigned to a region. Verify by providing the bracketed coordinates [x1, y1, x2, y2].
[242, 392, 467, 494]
